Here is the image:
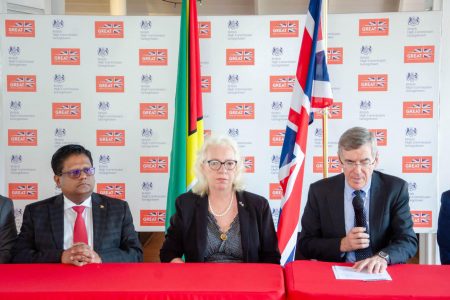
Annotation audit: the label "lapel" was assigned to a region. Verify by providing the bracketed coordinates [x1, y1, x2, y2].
[369, 171, 385, 245]
[91, 193, 107, 251]
[327, 174, 347, 237]
[236, 191, 250, 262]
[195, 193, 208, 262]
[49, 194, 64, 249]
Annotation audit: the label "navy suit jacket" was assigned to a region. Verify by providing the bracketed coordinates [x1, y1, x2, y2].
[12, 193, 142, 263]
[0, 196, 17, 263]
[160, 190, 280, 264]
[438, 190, 450, 264]
[296, 171, 417, 264]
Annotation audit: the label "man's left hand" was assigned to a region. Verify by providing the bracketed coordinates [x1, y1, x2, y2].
[352, 255, 388, 274]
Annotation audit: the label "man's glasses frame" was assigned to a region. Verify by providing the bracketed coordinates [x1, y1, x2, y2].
[58, 167, 95, 178]
[205, 160, 238, 171]
[340, 158, 376, 170]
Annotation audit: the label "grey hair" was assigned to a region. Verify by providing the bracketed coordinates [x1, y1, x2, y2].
[338, 127, 378, 158]
[192, 135, 245, 196]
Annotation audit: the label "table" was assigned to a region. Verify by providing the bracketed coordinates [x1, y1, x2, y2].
[285, 260, 450, 300]
[0, 263, 285, 300]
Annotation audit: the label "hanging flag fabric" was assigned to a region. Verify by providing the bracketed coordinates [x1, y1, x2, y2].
[165, 0, 204, 230]
[277, 0, 334, 266]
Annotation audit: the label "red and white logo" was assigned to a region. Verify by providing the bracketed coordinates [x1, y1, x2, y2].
[327, 47, 343, 64]
[140, 210, 166, 226]
[139, 49, 168, 66]
[140, 103, 168, 120]
[313, 156, 342, 173]
[270, 20, 299, 38]
[140, 156, 169, 173]
[5, 20, 35, 37]
[270, 130, 285, 146]
[368, 129, 387, 146]
[204, 129, 212, 137]
[8, 129, 37, 146]
[96, 76, 125, 93]
[359, 18, 389, 36]
[226, 49, 255, 65]
[358, 74, 388, 92]
[404, 46, 435, 63]
[402, 156, 432, 173]
[52, 103, 82, 119]
[97, 183, 125, 200]
[243, 156, 255, 173]
[411, 210, 432, 228]
[96, 130, 125, 146]
[403, 101, 433, 118]
[7, 75, 36, 92]
[226, 103, 255, 120]
[270, 75, 295, 92]
[198, 21, 211, 38]
[314, 102, 343, 119]
[9, 183, 38, 200]
[51, 48, 80, 65]
[201, 76, 211, 93]
[95, 21, 124, 38]
[269, 183, 283, 200]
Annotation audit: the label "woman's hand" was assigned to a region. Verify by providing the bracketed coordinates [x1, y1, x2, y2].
[170, 257, 184, 263]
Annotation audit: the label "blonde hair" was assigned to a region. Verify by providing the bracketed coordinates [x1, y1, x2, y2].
[192, 135, 245, 196]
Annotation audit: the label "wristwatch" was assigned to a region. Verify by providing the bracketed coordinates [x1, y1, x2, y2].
[377, 251, 390, 264]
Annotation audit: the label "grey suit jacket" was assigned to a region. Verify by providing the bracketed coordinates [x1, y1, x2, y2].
[296, 171, 417, 264]
[12, 193, 142, 263]
[0, 196, 17, 263]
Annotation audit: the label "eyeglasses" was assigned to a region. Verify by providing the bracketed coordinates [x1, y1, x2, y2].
[205, 160, 237, 171]
[341, 159, 376, 170]
[59, 167, 95, 178]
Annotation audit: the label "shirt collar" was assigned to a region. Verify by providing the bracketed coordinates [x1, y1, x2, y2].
[63, 195, 92, 210]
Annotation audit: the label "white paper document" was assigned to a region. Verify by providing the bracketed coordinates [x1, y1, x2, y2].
[332, 266, 392, 281]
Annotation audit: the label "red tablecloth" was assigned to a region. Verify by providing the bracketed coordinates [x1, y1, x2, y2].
[0, 263, 285, 300]
[285, 260, 450, 300]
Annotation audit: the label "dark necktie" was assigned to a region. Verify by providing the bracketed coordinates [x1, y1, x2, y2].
[352, 190, 372, 261]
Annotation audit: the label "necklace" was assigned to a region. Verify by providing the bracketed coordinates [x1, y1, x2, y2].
[209, 193, 234, 218]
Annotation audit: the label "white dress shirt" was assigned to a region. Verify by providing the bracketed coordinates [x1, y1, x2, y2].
[63, 196, 94, 249]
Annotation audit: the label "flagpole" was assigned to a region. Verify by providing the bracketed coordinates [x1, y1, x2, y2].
[321, 0, 329, 179]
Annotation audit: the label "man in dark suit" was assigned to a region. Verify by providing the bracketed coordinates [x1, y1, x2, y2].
[438, 190, 450, 264]
[0, 195, 17, 263]
[297, 127, 417, 273]
[12, 144, 142, 265]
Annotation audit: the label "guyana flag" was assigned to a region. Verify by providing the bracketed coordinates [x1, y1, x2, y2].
[165, 0, 204, 230]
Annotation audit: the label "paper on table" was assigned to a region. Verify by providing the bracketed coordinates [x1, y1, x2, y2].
[332, 266, 392, 281]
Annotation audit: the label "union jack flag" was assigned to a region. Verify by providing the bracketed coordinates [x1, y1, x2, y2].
[411, 157, 431, 169]
[61, 105, 80, 115]
[327, 157, 341, 170]
[244, 157, 254, 171]
[104, 131, 123, 142]
[278, 21, 298, 32]
[58, 49, 79, 61]
[233, 104, 253, 115]
[373, 130, 385, 144]
[412, 102, 432, 114]
[15, 77, 35, 88]
[16, 131, 36, 142]
[201, 77, 210, 89]
[105, 77, 123, 88]
[233, 50, 253, 61]
[199, 23, 210, 34]
[16, 185, 36, 195]
[148, 158, 167, 169]
[368, 20, 388, 31]
[367, 76, 386, 87]
[412, 212, 431, 224]
[105, 185, 124, 195]
[328, 49, 341, 60]
[101, 23, 122, 34]
[148, 105, 167, 115]
[149, 211, 166, 223]
[277, 0, 333, 266]
[148, 50, 166, 61]
[14, 21, 34, 32]
[275, 77, 295, 88]
[412, 47, 433, 58]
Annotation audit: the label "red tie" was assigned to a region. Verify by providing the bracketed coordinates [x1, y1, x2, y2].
[72, 206, 88, 245]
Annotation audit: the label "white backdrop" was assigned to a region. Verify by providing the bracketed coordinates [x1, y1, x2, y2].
[0, 11, 441, 233]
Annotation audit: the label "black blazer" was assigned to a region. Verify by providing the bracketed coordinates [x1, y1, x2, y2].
[0, 196, 17, 263]
[12, 193, 142, 263]
[438, 190, 450, 264]
[296, 171, 417, 264]
[160, 190, 280, 264]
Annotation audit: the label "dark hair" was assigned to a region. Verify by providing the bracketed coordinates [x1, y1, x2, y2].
[51, 144, 93, 175]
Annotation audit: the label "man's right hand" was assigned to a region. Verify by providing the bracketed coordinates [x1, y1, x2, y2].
[340, 227, 370, 252]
